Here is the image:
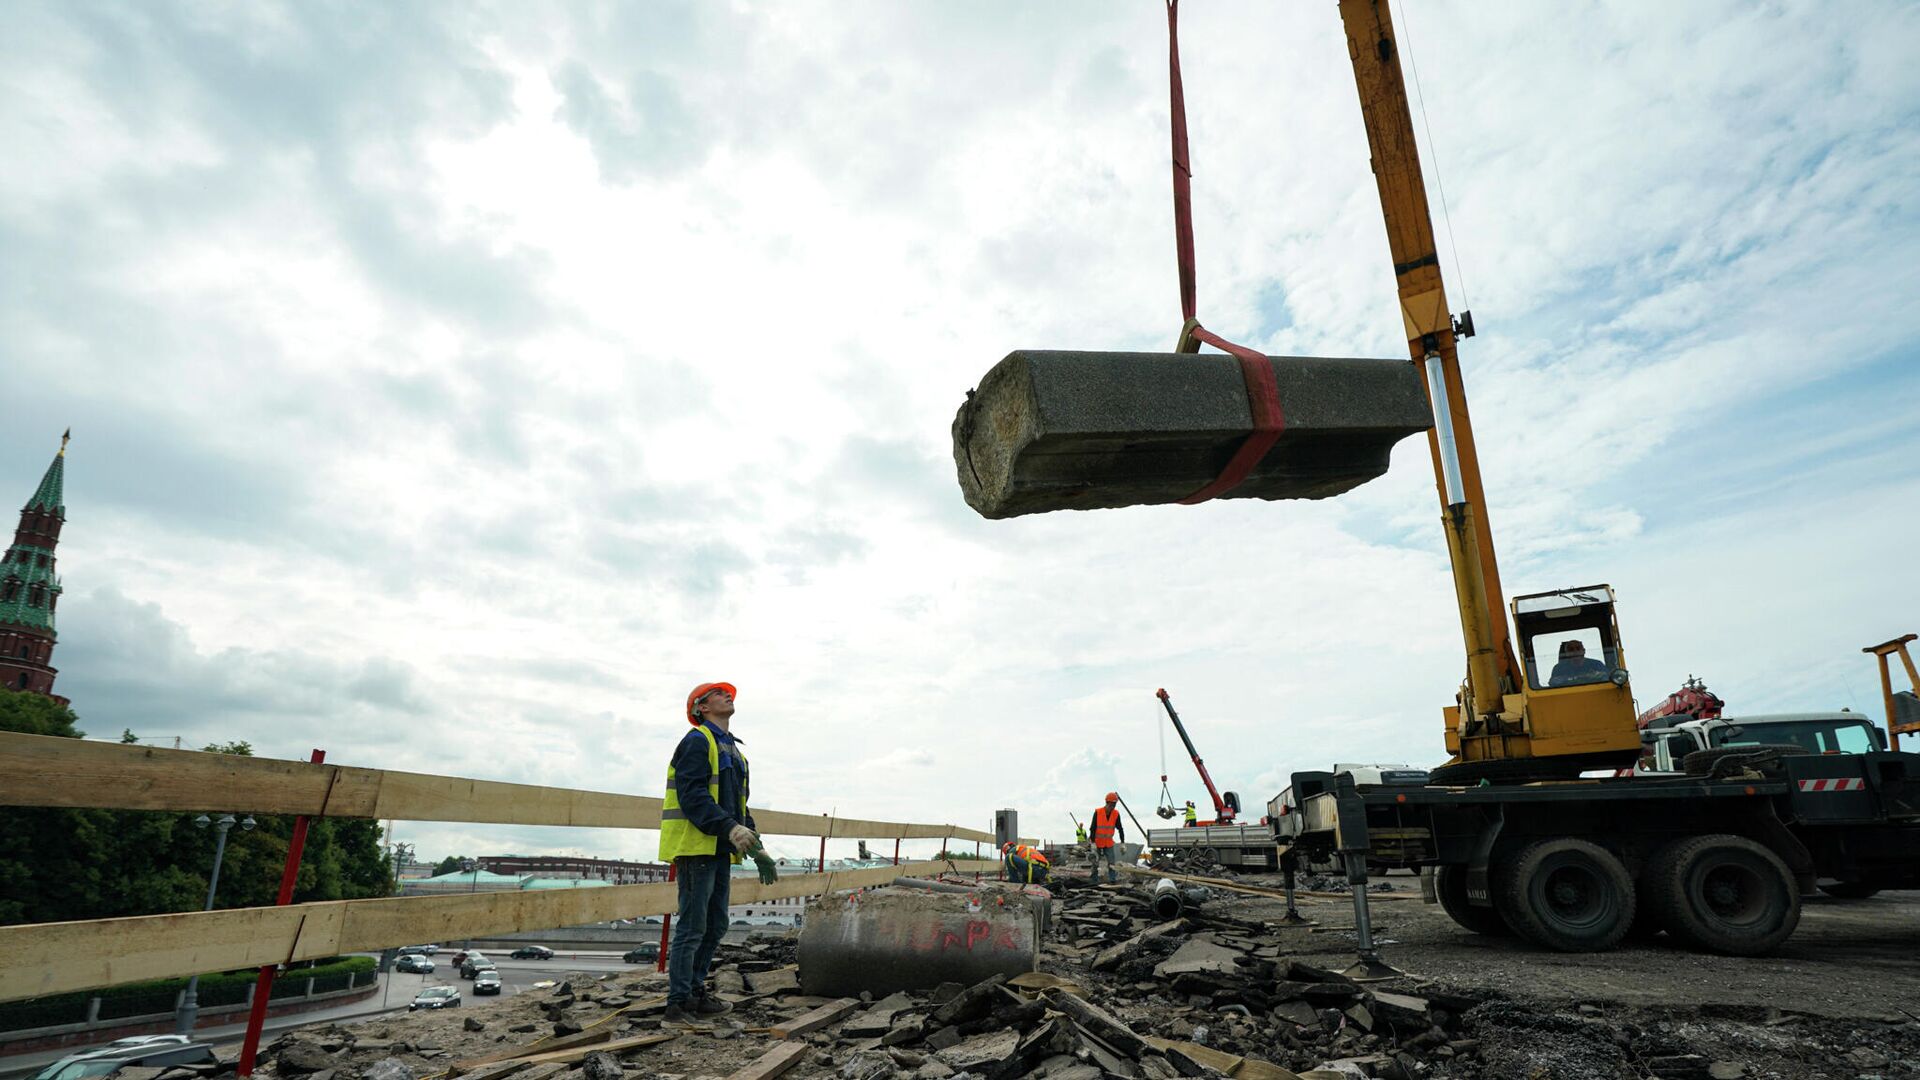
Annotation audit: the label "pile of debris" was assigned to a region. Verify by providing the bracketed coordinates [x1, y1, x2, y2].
[230, 879, 1920, 1080]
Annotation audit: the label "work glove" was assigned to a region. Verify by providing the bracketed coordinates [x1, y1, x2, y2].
[728, 823, 759, 851]
[749, 845, 779, 886]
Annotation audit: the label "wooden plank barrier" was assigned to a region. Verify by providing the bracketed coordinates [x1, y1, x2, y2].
[0, 731, 997, 842]
[0, 858, 1002, 1002]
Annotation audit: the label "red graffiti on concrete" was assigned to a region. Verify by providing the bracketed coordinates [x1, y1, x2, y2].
[901, 918, 1024, 954]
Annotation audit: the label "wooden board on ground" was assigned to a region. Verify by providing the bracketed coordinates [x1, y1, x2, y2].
[725, 1042, 810, 1080]
[769, 997, 861, 1038]
[1143, 1036, 1306, 1079]
[452, 1025, 617, 1074]
[504, 1033, 678, 1069]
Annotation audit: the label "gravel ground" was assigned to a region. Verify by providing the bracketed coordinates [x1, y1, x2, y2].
[1243, 880, 1920, 1020]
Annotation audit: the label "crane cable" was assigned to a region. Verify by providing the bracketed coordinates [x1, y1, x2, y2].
[1390, 0, 1471, 312]
[1162, 0, 1286, 504]
[1156, 696, 1176, 817]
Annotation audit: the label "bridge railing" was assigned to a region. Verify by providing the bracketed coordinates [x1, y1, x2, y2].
[0, 732, 1016, 1003]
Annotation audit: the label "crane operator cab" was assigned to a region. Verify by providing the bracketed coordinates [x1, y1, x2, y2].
[1514, 587, 1629, 690]
[1505, 586, 1643, 773]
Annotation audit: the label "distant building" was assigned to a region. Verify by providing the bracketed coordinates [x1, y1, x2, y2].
[478, 854, 671, 884]
[399, 869, 619, 896]
[0, 433, 69, 704]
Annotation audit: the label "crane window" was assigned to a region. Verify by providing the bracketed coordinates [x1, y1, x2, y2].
[1521, 624, 1617, 690]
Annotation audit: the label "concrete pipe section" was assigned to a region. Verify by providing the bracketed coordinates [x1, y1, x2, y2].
[951, 350, 1431, 518]
[797, 883, 1049, 998]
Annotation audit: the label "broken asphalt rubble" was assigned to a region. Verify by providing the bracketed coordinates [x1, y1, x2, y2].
[229, 877, 1920, 1080]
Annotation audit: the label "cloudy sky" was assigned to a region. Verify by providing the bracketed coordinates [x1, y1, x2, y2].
[4, 1, 1918, 866]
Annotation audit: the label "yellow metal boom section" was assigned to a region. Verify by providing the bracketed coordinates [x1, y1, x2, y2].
[1335, 0, 1519, 710]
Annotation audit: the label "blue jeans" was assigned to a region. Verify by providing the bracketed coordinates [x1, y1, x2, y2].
[667, 855, 731, 1005]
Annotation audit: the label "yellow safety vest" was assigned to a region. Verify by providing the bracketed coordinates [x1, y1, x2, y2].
[1184, 805, 1197, 824]
[659, 724, 748, 864]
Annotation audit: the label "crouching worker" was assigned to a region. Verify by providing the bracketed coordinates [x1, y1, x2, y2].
[659, 681, 779, 1024]
[1002, 841, 1051, 885]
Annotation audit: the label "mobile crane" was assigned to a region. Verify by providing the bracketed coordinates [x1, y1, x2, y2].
[953, 2, 1920, 962]
[1271, 0, 1920, 968]
[1154, 688, 1240, 825]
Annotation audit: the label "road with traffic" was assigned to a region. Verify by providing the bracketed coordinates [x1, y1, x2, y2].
[0, 953, 654, 1080]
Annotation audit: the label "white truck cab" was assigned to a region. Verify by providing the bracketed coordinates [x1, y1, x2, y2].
[1634, 711, 1887, 774]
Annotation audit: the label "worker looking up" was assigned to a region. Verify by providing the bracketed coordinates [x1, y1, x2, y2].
[1549, 640, 1609, 687]
[1090, 793, 1125, 883]
[1002, 841, 1051, 884]
[1183, 801, 1198, 827]
[658, 682, 778, 1024]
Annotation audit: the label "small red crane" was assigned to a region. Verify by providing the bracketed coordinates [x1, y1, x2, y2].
[1156, 688, 1239, 825]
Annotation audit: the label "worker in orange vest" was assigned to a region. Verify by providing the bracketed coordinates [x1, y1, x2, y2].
[1002, 841, 1050, 884]
[1089, 793, 1125, 883]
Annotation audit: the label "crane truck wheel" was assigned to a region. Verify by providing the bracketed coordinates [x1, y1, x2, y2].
[1434, 864, 1510, 936]
[1493, 838, 1636, 952]
[1644, 834, 1799, 956]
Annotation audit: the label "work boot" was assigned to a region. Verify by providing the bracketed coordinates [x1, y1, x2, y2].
[663, 1001, 691, 1024]
[693, 995, 732, 1016]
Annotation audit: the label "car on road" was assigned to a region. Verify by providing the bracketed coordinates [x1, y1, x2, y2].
[395, 954, 435, 974]
[398, 944, 439, 957]
[28, 1037, 218, 1080]
[508, 945, 554, 959]
[472, 970, 504, 995]
[621, 944, 659, 964]
[460, 957, 497, 979]
[410, 986, 461, 1011]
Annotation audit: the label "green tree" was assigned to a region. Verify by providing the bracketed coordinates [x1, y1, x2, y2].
[433, 855, 469, 876]
[0, 690, 395, 924]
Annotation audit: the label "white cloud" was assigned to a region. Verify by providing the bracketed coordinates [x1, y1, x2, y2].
[3, 0, 1917, 868]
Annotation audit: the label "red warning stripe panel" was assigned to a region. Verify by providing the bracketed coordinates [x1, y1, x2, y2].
[1796, 778, 1866, 792]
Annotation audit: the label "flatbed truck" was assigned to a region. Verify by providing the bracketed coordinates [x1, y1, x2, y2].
[1273, 746, 1920, 976]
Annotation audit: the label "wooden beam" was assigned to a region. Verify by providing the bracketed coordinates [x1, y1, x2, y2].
[0, 858, 1000, 1002]
[768, 997, 861, 1039]
[0, 731, 995, 843]
[725, 1042, 810, 1080]
[501, 1033, 678, 1068]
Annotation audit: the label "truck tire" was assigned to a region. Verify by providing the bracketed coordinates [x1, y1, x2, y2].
[1817, 880, 1881, 900]
[1644, 834, 1799, 955]
[1680, 744, 1807, 778]
[1435, 864, 1509, 936]
[1493, 838, 1635, 952]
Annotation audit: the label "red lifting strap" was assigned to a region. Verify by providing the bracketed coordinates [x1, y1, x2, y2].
[1165, 0, 1285, 505]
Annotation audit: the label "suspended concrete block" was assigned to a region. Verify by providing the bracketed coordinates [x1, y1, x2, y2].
[951, 350, 1432, 519]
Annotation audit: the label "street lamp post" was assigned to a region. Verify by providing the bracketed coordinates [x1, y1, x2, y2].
[462, 858, 478, 949]
[175, 813, 255, 1035]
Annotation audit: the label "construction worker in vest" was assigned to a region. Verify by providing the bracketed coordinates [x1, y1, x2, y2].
[1002, 841, 1051, 885]
[1090, 793, 1125, 883]
[659, 682, 778, 1023]
[1075, 822, 1088, 846]
[1183, 801, 1198, 827]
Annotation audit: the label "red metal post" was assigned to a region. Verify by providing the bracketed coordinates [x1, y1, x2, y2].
[656, 861, 676, 973]
[237, 750, 325, 1077]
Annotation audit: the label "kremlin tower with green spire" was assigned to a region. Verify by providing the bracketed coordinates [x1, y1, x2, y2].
[0, 431, 70, 705]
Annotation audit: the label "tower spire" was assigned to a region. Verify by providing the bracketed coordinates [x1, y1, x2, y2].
[1, 434, 71, 703]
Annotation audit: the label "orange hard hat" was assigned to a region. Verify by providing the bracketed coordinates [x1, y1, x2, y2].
[686, 682, 738, 723]
[1104, 792, 1118, 803]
